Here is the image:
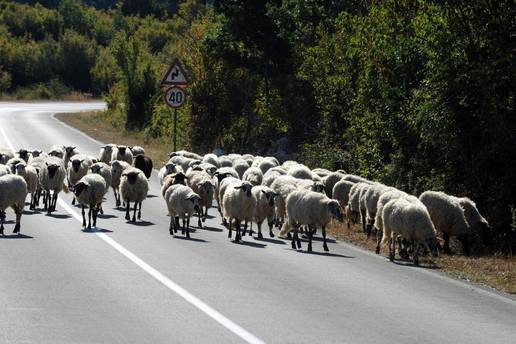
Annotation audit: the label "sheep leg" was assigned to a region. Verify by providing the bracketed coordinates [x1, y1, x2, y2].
[389, 237, 395, 261]
[174, 216, 179, 233]
[185, 216, 190, 238]
[375, 229, 382, 254]
[87, 207, 92, 229]
[235, 219, 241, 242]
[197, 211, 202, 228]
[267, 220, 274, 238]
[113, 187, 121, 207]
[169, 215, 174, 235]
[413, 243, 420, 266]
[72, 196, 76, 205]
[137, 202, 142, 220]
[242, 221, 247, 236]
[443, 233, 451, 254]
[307, 227, 313, 252]
[0, 213, 4, 235]
[360, 209, 367, 234]
[203, 207, 208, 222]
[181, 216, 186, 235]
[257, 221, 263, 239]
[132, 202, 137, 222]
[228, 219, 232, 239]
[125, 202, 130, 220]
[296, 230, 302, 249]
[52, 191, 58, 212]
[93, 205, 98, 228]
[322, 225, 329, 252]
[81, 205, 86, 227]
[13, 206, 21, 233]
[29, 193, 35, 210]
[99, 203, 104, 215]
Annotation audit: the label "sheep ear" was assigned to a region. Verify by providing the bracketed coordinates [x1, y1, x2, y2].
[261, 190, 267, 194]
[45, 162, 49, 166]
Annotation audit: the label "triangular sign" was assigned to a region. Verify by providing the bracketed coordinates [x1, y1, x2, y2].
[161, 59, 189, 85]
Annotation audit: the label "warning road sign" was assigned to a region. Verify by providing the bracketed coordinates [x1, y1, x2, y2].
[161, 58, 189, 85]
[164, 86, 186, 108]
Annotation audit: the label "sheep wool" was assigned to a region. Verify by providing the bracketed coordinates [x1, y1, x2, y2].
[242, 167, 263, 186]
[110, 160, 131, 207]
[222, 181, 256, 242]
[39, 156, 67, 213]
[15, 163, 38, 210]
[164, 184, 201, 237]
[251, 185, 277, 238]
[0, 174, 28, 234]
[74, 174, 107, 229]
[120, 167, 149, 222]
[99, 144, 116, 164]
[111, 145, 133, 165]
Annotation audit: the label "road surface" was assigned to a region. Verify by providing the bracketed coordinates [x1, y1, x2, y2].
[0, 102, 515, 344]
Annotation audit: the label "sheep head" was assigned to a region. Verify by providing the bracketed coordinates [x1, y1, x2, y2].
[235, 182, 253, 197]
[17, 149, 29, 161]
[328, 200, 343, 222]
[72, 159, 84, 173]
[124, 171, 140, 184]
[45, 162, 61, 178]
[117, 145, 127, 154]
[74, 181, 88, 197]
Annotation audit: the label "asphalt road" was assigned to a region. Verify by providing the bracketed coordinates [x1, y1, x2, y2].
[0, 101, 515, 344]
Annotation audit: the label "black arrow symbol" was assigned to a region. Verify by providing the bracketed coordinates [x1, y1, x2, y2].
[171, 68, 179, 80]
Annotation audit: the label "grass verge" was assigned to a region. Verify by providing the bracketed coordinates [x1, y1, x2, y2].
[58, 110, 516, 296]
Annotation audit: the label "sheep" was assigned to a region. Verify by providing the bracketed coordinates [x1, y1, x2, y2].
[0, 165, 11, 177]
[161, 172, 189, 197]
[194, 163, 218, 176]
[363, 183, 392, 237]
[381, 198, 439, 265]
[158, 162, 184, 185]
[29, 150, 46, 160]
[222, 181, 256, 242]
[452, 196, 490, 246]
[258, 158, 277, 174]
[262, 166, 287, 187]
[232, 159, 249, 179]
[270, 176, 301, 229]
[283, 190, 343, 252]
[130, 145, 146, 157]
[68, 154, 94, 205]
[213, 167, 239, 215]
[312, 168, 331, 178]
[217, 176, 240, 218]
[373, 189, 409, 254]
[15, 149, 31, 162]
[202, 153, 220, 168]
[187, 170, 215, 228]
[119, 167, 149, 222]
[281, 160, 299, 171]
[342, 174, 372, 184]
[74, 174, 106, 229]
[99, 144, 116, 164]
[63, 146, 80, 167]
[110, 160, 131, 207]
[164, 184, 202, 237]
[6, 157, 25, 174]
[168, 155, 198, 173]
[89, 162, 112, 214]
[419, 191, 472, 255]
[332, 180, 355, 209]
[0, 174, 28, 235]
[48, 145, 65, 159]
[133, 154, 153, 179]
[251, 185, 277, 239]
[0, 148, 14, 164]
[346, 182, 371, 229]
[251, 156, 263, 168]
[242, 167, 263, 186]
[28, 156, 46, 207]
[287, 164, 313, 180]
[14, 163, 38, 210]
[39, 157, 67, 213]
[323, 172, 346, 198]
[111, 145, 133, 165]
[218, 156, 233, 167]
[169, 150, 202, 160]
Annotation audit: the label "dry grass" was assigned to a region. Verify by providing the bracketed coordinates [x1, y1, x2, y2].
[329, 221, 516, 294]
[55, 111, 172, 166]
[58, 111, 516, 296]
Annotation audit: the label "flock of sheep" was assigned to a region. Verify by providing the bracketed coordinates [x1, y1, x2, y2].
[0, 145, 490, 266]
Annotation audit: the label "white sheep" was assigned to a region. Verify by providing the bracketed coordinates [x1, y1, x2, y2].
[419, 191, 472, 255]
[159, 162, 184, 185]
[0, 174, 28, 235]
[312, 168, 331, 178]
[374, 189, 409, 254]
[6, 157, 25, 174]
[283, 190, 343, 252]
[169, 150, 203, 160]
[202, 153, 220, 168]
[14, 163, 38, 210]
[342, 174, 372, 184]
[452, 196, 490, 245]
[28, 156, 46, 208]
[63, 146, 80, 168]
[281, 160, 299, 171]
[257, 158, 277, 174]
[39, 157, 67, 213]
[222, 181, 256, 242]
[164, 184, 202, 238]
[110, 160, 131, 207]
[0, 148, 14, 165]
[232, 159, 250, 179]
[0, 165, 11, 176]
[15, 149, 31, 162]
[68, 154, 94, 205]
[287, 164, 313, 180]
[213, 167, 239, 216]
[332, 180, 355, 209]
[89, 162, 112, 214]
[74, 174, 107, 229]
[323, 172, 346, 197]
[187, 169, 215, 228]
[99, 144, 116, 164]
[119, 167, 149, 222]
[381, 197, 439, 265]
[363, 183, 391, 237]
[242, 167, 263, 186]
[262, 166, 287, 187]
[130, 145, 146, 157]
[111, 145, 133, 164]
[218, 156, 233, 167]
[168, 155, 199, 173]
[48, 145, 65, 159]
[251, 185, 277, 239]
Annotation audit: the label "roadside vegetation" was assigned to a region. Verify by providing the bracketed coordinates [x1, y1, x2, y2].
[2, 1, 516, 290]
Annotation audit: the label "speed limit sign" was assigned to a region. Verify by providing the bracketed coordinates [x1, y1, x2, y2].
[164, 86, 186, 108]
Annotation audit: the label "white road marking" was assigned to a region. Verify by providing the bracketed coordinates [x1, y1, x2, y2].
[0, 112, 265, 344]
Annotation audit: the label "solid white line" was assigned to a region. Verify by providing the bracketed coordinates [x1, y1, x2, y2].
[0, 111, 265, 344]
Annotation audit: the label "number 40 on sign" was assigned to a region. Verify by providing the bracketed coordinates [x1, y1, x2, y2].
[164, 86, 186, 108]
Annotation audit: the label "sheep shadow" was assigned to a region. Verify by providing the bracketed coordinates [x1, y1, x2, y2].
[147, 194, 159, 198]
[200, 226, 224, 232]
[254, 237, 286, 245]
[391, 259, 441, 270]
[0, 233, 34, 239]
[82, 227, 113, 233]
[238, 240, 267, 249]
[23, 210, 42, 215]
[171, 236, 208, 243]
[297, 250, 355, 258]
[126, 220, 155, 227]
[45, 213, 71, 219]
[98, 214, 118, 219]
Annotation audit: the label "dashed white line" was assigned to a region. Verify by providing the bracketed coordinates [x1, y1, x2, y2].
[0, 109, 265, 344]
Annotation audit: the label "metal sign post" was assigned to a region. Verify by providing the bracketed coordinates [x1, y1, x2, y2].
[161, 59, 189, 152]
